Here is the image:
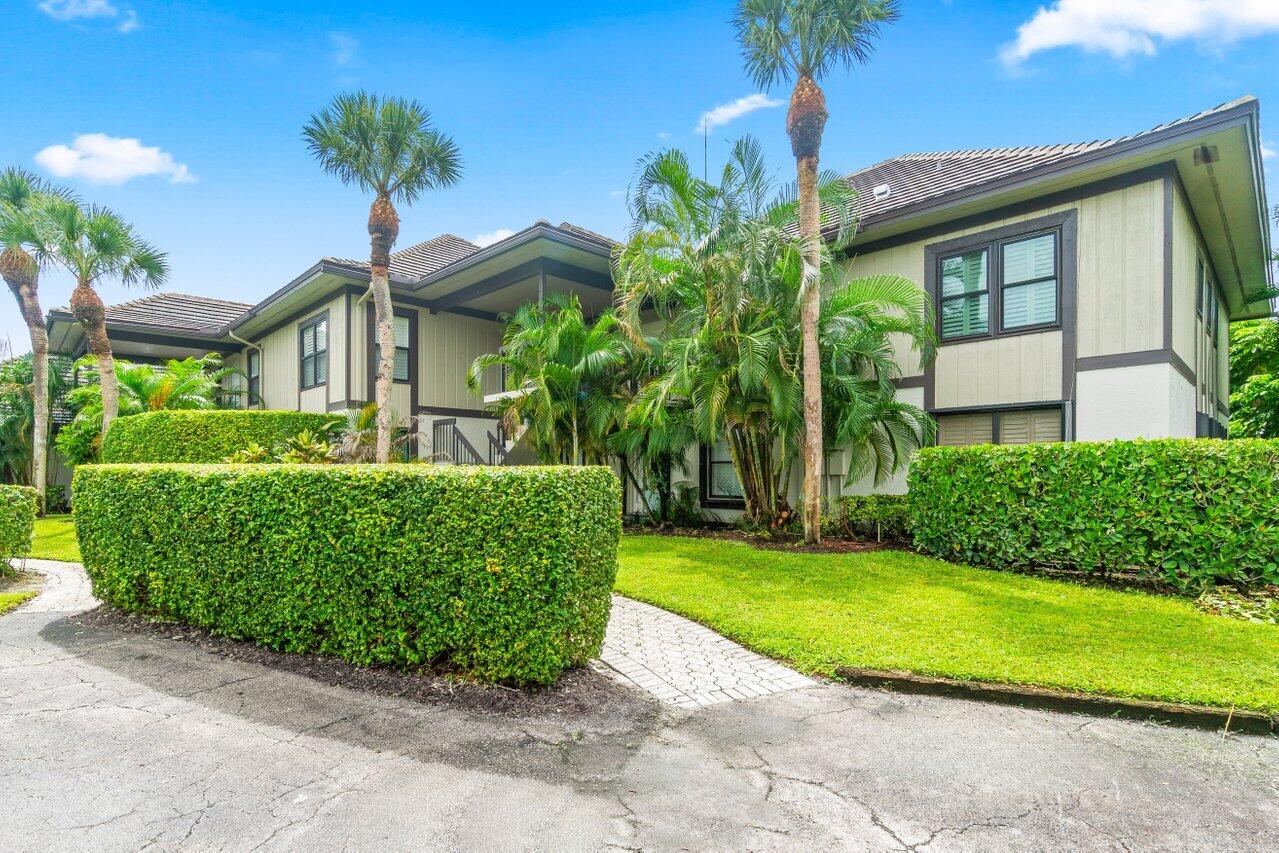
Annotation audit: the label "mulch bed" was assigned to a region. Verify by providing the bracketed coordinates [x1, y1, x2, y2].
[72, 604, 645, 718]
[626, 524, 904, 554]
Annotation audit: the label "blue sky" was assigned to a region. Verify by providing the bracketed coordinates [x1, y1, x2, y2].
[2, 0, 1277, 351]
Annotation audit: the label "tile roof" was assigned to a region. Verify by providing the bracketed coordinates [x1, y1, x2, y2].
[54, 292, 252, 336]
[554, 221, 617, 247]
[328, 233, 479, 279]
[841, 96, 1256, 229]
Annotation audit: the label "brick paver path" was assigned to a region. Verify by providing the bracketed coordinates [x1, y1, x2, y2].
[598, 595, 816, 709]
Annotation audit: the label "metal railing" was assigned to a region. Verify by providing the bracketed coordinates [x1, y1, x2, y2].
[430, 418, 484, 465]
[486, 430, 509, 465]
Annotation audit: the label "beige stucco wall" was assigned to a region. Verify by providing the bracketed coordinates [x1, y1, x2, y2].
[842, 178, 1166, 408]
[1169, 185, 1231, 421]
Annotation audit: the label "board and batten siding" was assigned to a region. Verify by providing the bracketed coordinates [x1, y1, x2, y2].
[418, 310, 503, 410]
[250, 291, 347, 412]
[841, 178, 1165, 410]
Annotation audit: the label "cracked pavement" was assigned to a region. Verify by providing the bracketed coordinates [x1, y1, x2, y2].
[2, 561, 1277, 851]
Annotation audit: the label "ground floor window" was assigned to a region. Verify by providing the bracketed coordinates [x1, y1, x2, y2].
[699, 438, 744, 507]
[935, 406, 1063, 447]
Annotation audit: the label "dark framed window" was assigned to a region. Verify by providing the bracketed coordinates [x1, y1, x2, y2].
[299, 316, 327, 390]
[939, 249, 989, 339]
[699, 439, 744, 508]
[374, 314, 412, 382]
[247, 349, 261, 405]
[934, 223, 1063, 342]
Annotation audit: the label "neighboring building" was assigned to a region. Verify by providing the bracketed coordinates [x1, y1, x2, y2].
[46, 97, 1273, 512]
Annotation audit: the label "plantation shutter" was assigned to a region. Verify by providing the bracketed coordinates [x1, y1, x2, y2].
[998, 409, 1062, 445]
[936, 414, 994, 446]
[314, 319, 328, 384]
[393, 316, 410, 381]
[1001, 234, 1057, 330]
[940, 250, 989, 339]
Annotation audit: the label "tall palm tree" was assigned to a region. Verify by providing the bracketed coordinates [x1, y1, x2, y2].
[0, 169, 72, 507]
[735, 0, 900, 542]
[0, 353, 72, 485]
[615, 137, 932, 526]
[304, 92, 462, 463]
[19, 198, 168, 438]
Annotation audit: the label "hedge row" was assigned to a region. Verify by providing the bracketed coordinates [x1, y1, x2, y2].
[73, 463, 621, 684]
[0, 484, 37, 562]
[101, 410, 343, 464]
[908, 438, 1279, 591]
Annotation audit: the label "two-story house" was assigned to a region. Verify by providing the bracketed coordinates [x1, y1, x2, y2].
[46, 97, 1273, 512]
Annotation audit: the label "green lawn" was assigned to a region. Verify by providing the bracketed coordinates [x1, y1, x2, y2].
[31, 514, 80, 562]
[616, 535, 1279, 713]
[0, 591, 36, 615]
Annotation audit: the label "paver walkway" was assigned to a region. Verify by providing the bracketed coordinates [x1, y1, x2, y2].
[4, 560, 1277, 851]
[598, 595, 815, 708]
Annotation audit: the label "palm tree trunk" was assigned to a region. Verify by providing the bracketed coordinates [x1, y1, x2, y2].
[2, 246, 48, 508]
[368, 194, 400, 464]
[788, 73, 829, 545]
[70, 279, 118, 445]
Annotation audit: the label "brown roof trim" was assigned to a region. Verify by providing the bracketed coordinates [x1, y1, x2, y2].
[407, 221, 613, 292]
[840, 98, 1263, 242]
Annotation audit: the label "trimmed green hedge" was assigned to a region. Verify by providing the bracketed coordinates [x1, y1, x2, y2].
[909, 439, 1279, 591]
[825, 494, 910, 541]
[0, 484, 37, 562]
[73, 463, 621, 684]
[101, 410, 343, 463]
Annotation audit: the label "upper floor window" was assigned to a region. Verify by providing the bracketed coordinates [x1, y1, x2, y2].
[299, 316, 327, 390]
[936, 226, 1061, 342]
[374, 315, 411, 382]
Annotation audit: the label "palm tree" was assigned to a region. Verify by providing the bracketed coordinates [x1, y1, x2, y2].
[304, 92, 462, 463]
[55, 355, 233, 465]
[735, 0, 900, 542]
[19, 197, 168, 438]
[0, 353, 72, 485]
[615, 137, 932, 526]
[0, 169, 73, 507]
[467, 294, 631, 465]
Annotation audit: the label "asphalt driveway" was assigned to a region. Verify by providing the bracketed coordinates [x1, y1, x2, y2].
[1, 561, 1276, 851]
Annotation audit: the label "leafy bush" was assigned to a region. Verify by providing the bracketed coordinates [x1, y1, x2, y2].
[73, 463, 621, 684]
[826, 494, 909, 541]
[101, 410, 342, 464]
[909, 439, 1279, 591]
[0, 484, 38, 565]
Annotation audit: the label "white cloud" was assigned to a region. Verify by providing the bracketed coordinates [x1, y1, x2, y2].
[472, 228, 514, 247]
[35, 134, 195, 185]
[1001, 0, 1279, 66]
[1263, 141, 1276, 160]
[39, 0, 138, 33]
[609, 189, 626, 199]
[330, 33, 359, 67]
[656, 131, 672, 141]
[694, 94, 782, 134]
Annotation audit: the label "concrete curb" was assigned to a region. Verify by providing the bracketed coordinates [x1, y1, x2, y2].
[835, 667, 1277, 736]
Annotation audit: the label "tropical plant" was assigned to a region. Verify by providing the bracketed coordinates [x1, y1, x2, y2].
[614, 138, 933, 526]
[277, 429, 336, 464]
[735, 0, 901, 542]
[0, 168, 74, 506]
[0, 354, 72, 485]
[1228, 318, 1279, 438]
[304, 92, 462, 463]
[55, 355, 236, 465]
[224, 442, 273, 463]
[468, 293, 632, 465]
[14, 197, 168, 438]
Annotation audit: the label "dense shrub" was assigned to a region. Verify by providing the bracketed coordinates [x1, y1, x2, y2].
[826, 494, 910, 541]
[909, 439, 1279, 591]
[101, 410, 342, 463]
[73, 463, 621, 684]
[0, 484, 37, 563]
